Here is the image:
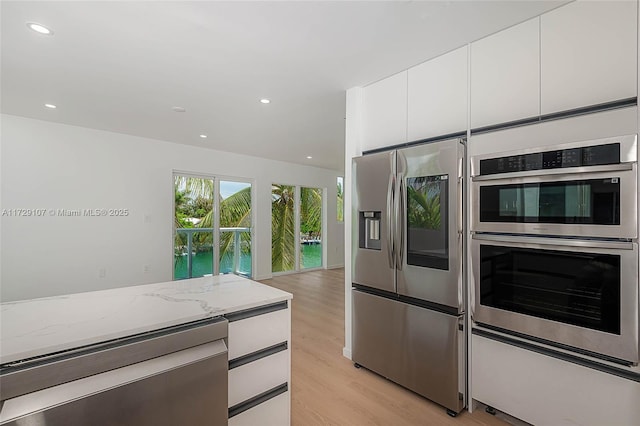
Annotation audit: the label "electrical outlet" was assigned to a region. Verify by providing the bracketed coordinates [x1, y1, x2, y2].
[144, 265, 150, 273]
[98, 268, 106, 278]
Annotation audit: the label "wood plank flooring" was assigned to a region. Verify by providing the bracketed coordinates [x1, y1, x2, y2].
[260, 269, 507, 426]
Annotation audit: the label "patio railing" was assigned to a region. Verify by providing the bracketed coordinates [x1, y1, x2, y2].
[175, 227, 251, 278]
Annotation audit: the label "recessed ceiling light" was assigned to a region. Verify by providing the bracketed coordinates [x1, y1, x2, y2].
[260, 99, 270, 104]
[306, 156, 313, 159]
[44, 103, 57, 109]
[172, 106, 186, 112]
[199, 134, 207, 139]
[27, 22, 53, 35]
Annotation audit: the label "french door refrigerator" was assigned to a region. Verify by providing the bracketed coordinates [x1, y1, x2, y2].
[352, 138, 466, 416]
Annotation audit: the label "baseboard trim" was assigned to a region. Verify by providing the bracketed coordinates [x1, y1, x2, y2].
[342, 347, 352, 360]
[327, 264, 345, 270]
[253, 273, 272, 281]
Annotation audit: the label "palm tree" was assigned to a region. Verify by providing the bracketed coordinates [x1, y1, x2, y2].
[174, 177, 323, 276]
[196, 186, 252, 273]
[300, 187, 323, 269]
[174, 175, 213, 200]
[337, 179, 344, 222]
[272, 186, 323, 271]
[407, 181, 442, 230]
[272, 185, 296, 272]
[300, 187, 322, 238]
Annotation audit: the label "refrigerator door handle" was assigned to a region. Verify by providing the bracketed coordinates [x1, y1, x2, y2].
[457, 155, 464, 235]
[396, 173, 405, 271]
[387, 173, 395, 269]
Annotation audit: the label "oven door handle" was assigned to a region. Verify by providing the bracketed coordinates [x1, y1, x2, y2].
[471, 233, 635, 250]
[471, 162, 634, 182]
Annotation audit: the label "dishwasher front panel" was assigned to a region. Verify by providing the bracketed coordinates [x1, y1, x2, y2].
[0, 317, 228, 402]
[0, 341, 228, 426]
[352, 289, 465, 413]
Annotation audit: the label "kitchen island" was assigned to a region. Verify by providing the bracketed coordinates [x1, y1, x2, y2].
[0, 274, 292, 425]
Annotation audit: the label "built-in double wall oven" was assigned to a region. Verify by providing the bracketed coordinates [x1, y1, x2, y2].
[470, 134, 639, 365]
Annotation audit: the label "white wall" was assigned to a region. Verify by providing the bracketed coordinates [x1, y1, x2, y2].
[0, 114, 344, 302]
[342, 86, 363, 359]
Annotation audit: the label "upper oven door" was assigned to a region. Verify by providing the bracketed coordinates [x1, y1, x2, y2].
[470, 234, 639, 364]
[471, 164, 637, 239]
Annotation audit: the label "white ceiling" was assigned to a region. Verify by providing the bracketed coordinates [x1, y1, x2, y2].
[1, 1, 569, 171]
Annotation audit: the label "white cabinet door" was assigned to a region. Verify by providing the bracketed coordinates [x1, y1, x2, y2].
[361, 71, 407, 151]
[470, 17, 540, 129]
[541, 0, 637, 114]
[408, 45, 468, 141]
[472, 334, 640, 426]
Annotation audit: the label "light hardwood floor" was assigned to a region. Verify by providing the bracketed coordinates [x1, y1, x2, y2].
[260, 268, 507, 426]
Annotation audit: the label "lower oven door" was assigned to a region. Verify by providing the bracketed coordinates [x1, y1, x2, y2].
[471, 234, 639, 364]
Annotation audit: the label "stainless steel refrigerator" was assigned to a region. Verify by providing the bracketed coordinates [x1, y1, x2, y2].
[351, 138, 466, 416]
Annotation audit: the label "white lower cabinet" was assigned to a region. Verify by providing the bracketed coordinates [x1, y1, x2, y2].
[228, 350, 289, 407]
[472, 333, 640, 426]
[226, 303, 291, 425]
[228, 392, 290, 426]
[227, 308, 289, 359]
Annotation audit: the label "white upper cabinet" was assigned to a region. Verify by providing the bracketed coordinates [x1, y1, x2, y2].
[407, 45, 468, 141]
[361, 71, 408, 152]
[541, 0, 637, 114]
[470, 17, 540, 129]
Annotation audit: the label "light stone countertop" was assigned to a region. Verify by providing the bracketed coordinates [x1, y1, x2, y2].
[0, 274, 292, 365]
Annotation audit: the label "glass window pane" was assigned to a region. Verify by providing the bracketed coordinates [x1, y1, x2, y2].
[220, 180, 252, 277]
[301, 187, 322, 269]
[272, 184, 296, 273]
[480, 245, 621, 334]
[174, 175, 214, 279]
[406, 175, 449, 270]
[480, 178, 620, 224]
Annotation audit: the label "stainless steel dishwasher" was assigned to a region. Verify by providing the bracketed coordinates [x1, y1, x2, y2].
[0, 316, 228, 425]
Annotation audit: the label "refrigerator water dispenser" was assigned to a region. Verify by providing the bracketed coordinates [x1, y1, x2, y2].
[359, 211, 381, 250]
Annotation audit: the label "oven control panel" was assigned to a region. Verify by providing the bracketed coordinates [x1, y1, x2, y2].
[479, 143, 620, 176]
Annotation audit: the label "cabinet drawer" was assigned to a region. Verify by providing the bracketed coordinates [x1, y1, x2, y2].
[228, 307, 289, 360]
[228, 349, 289, 408]
[472, 333, 640, 425]
[228, 391, 289, 426]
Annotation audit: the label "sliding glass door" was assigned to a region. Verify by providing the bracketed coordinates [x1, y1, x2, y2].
[174, 175, 214, 279]
[219, 180, 252, 276]
[174, 174, 253, 279]
[300, 187, 322, 270]
[271, 184, 323, 274]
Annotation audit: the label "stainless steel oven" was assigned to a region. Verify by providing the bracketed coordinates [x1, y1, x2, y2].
[470, 134, 639, 365]
[471, 135, 637, 239]
[470, 234, 638, 364]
